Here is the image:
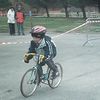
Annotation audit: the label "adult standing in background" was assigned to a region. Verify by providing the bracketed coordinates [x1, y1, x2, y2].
[15, 7, 25, 35]
[7, 7, 15, 36]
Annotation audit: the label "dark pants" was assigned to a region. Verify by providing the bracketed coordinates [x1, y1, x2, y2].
[17, 23, 24, 35]
[38, 59, 58, 77]
[9, 23, 15, 35]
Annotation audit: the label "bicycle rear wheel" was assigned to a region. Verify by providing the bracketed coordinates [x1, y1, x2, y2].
[48, 63, 63, 89]
[20, 68, 39, 97]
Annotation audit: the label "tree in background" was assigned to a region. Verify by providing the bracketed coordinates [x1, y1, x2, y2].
[0, 0, 11, 9]
[69, 0, 87, 19]
[60, 0, 69, 18]
[19, 0, 100, 18]
[95, 0, 100, 13]
[69, 0, 99, 18]
[40, 0, 61, 17]
[38, 0, 50, 17]
[98, 1, 100, 13]
[24, 0, 50, 17]
[24, 0, 60, 17]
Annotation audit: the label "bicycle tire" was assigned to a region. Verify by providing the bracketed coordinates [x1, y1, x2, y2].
[20, 68, 39, 97]
[48, 63, 63, 89]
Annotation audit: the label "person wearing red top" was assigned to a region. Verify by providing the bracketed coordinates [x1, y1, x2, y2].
[16, 8, 25, 35]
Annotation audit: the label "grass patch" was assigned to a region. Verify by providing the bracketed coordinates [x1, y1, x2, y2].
[0, 17, 8, 33]
[75, 22, 100, 34]
[0, 16, 85, 33]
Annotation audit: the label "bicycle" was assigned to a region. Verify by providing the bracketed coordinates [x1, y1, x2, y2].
[20, 53, 63, 97]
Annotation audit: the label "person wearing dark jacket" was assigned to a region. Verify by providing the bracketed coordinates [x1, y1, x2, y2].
[24, 26, 58, 79]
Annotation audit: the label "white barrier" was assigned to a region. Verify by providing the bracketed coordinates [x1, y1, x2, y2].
[83, 18, 100, 46]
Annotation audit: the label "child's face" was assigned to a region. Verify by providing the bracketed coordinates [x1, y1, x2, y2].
[33, 37, 41, 44]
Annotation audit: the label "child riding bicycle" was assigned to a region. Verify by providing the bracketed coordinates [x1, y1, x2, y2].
[24, 26, 58, 79]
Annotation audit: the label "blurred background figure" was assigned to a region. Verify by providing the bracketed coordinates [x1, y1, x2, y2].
[15, 5, 25, 35]
[7, 7, 15, 36]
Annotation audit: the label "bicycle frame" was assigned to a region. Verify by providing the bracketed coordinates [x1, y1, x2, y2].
[31, 54, 50, 85]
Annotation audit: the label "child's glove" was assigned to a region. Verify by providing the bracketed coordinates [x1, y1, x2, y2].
[24, 53, 34, 63]
[39, 55, 46, 63]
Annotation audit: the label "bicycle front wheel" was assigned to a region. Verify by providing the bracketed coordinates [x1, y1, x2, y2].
[48, 63, 63, 89]
[20, 68, 39, 97]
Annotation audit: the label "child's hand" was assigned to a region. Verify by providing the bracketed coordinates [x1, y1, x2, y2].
[24, 53, 34, 63]
[39, 55, 45, 63]
[24, 54, 29, 63]
[24, 58, 29, 63]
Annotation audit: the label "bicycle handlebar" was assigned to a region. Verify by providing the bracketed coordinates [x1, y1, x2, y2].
[24, 53, 45, 63]
[27, 53, 45, 58]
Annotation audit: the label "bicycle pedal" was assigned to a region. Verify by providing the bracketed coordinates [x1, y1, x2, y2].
[40, 74, 48, 80]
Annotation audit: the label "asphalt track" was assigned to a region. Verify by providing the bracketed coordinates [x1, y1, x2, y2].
[0, 32, 100, 100]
